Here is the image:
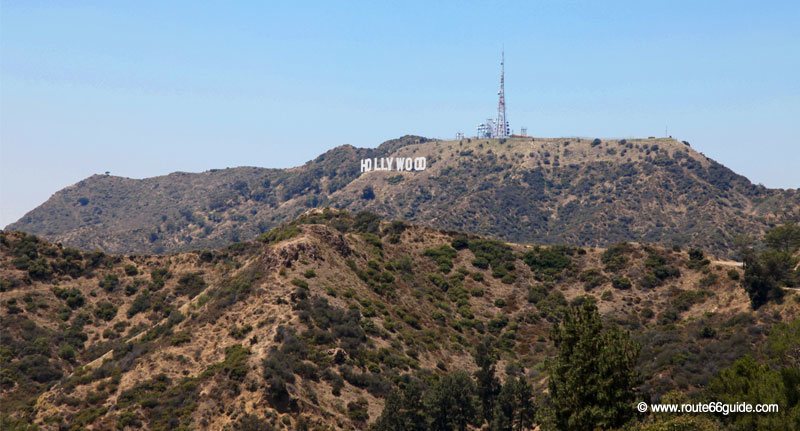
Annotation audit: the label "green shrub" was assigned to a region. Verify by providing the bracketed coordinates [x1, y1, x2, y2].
[4, 299, 22, 314]
[402, 313, 422, 330]
[99, 274, 120, 292]
[58, 343, 76, 361]
[124, 280, 142, 296]
[671, 289, 711, 313]
[687, 248, 711, 269]
[26, 258, 53, 280]
[640, 273, 659, 289]
[386, 175, 404, 185]
[291, 278, 308, 289]
[386, 256, 413, 273]
[127, 291, 152, 318]
[361, 186, 375, 200]
[352, 212, 382, 234]
[536, 290, 568, 321]
[699, 326, 717, 339]
[175, 272, 206, 298]
[468, 239, 516, 279]
[149, 268, 171, 290]
[234, 414, 272, 431]
[601, 243, 631, 272]
[199, 250, 214, 262]
[580, 269, 606, 290]
[383, 220, 407, 243]
[645, 252, 681, 281]
[472, 256, 489, 269]
[501, 273, 516, 284]
[522, 246, 572, 278]
[451, 235, 470, 250]
[347, 397, 370, 423]
[94, 301, 117, 321]
[362, 233, 383, 249]
[688, 248, 704, 261]
[323, 369, 344, 396]
[527, 284, 549, 304]
[170, 331, 192, 346]
[424, 245, 458, 273]
[230, 324, 253, 340]
[220, 344, 250, 381]
[488, 315, 509, 332]
[611, 276, 632, 290]
[117, 373, 200, 429]
[53, 287, 85, 309]
[259, 224, 301, 244]
[699, 273, 718, 288]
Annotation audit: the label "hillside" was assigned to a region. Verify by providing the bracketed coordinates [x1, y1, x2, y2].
[8, 136, 799, 257]
[1, 210, 798, 429]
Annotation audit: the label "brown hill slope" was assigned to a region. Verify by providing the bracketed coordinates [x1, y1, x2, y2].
[8, 136, 799, 257]
[1, 210, 798, 429]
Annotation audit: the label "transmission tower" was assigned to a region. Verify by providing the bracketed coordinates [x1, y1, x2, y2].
[495, 50, 509, 138]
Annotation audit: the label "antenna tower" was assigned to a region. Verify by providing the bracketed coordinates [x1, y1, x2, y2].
[495, 50, 509, 138]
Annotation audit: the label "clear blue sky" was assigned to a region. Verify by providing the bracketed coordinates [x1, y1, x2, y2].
[1, 1, 799, 227]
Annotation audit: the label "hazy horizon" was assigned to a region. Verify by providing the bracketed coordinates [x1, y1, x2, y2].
[2, 1, 799, 227]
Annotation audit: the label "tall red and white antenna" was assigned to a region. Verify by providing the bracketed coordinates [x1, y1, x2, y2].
[495, 50, 509, 138]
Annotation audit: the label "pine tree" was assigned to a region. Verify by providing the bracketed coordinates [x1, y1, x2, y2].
[709, 355, 799, 430]
[372, 391, 405, 431]
[548, 298, 640, 430]
[741, 223, 800, 309]
[742, 253, 786, 308]
[475, 337, 501, 424]
[765, 222, 800, 253]
[372, 379, 426, 431]
[425, 371, 478, 431]
[491, 376, 535, 431]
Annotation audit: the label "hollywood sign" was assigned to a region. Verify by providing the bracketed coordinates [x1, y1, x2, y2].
[360, 157, 427, 173]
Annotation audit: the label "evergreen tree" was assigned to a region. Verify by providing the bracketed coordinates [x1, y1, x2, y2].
[741, 223, 800, 309]
[425, 371, 478, 431]
[742, 224, 800, 309]
[372, 379, 426, 431]
[372, 391, 405, 431]
[765, 222, 800, 254]
[475, 337, 501, 423]
[708, 355, 800, 430]
[743, 252, 787, 308]
[548, 298, 640, 430]
[706, 319, 800, 430]
[491, 376, 535, 431]
[628, 391, 723, 431]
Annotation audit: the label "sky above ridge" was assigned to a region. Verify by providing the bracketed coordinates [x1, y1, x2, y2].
[1, 1, 799, 226]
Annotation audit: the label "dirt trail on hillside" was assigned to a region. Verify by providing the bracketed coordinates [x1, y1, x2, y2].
[712, 260, 743, 267]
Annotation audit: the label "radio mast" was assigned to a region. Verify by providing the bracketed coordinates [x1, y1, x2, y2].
[495, 50, 509, 138]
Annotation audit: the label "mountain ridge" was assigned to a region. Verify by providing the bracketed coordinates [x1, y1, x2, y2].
[8, 135, 799, 257]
